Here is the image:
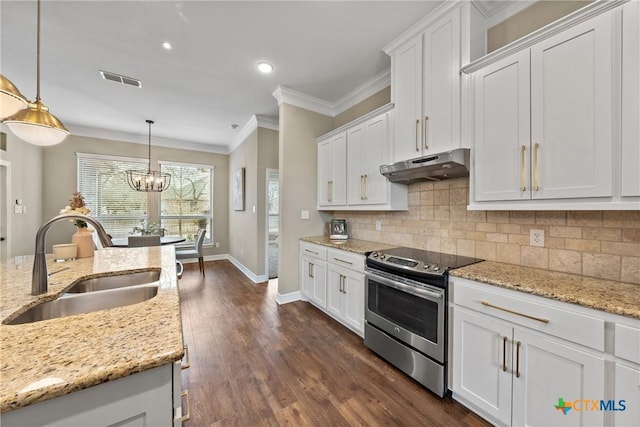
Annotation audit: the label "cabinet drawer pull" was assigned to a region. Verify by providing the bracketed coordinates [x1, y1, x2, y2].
[304, 249, 319, 255]
[520, 145, 526, 191]
[533, 143, 539, 191]
[309, 262, 314, 279]
[481, 301, 549, 324]
[181, 345, 191, 370]
[334, 257, 353, 266]
[502, 336, 508, 372]
[181, 390, 191, 422]
[364, 175, 368, 200]
[415, 119, 420, 152]
[515, 341, 521, 378]
[424, 116, 429, 150]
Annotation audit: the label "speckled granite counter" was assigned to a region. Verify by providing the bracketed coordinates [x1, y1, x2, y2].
[450, 261, 640, 320]
[0, 246, 184, 413]
[300, 236, 396, 254]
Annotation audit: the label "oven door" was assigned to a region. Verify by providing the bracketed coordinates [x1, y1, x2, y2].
[365, 268, 445, 362]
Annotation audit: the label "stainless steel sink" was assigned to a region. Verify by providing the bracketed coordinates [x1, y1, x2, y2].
[65, 270, 161, 293]
[6, 286, 159, 325]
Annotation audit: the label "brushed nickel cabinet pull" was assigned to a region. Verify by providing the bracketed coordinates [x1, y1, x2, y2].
[520, 145, 526, 191]
[334, 257, 353, 266]
[343, 275, 347, 294]
[304, 249, 319, 255]
[181, 390, 191, 422]
[361, 175, 365, 200]
[481, 301, 549, 324]
[533, 143, 539, 191]
[502, 336, 508, 372]
[181, 345, 190, 370]
[424, 116, 429, 150]
[364, 174, 368, 200]
[338, 274, 344, 293]
[309, 262, 314, 279]
[515, 341, 521, 378]
[415, 119, 420, 152]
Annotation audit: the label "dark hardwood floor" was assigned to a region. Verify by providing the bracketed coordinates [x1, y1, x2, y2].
[178, 260, 490, 426]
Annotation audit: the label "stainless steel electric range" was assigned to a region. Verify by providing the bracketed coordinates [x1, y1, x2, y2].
[364, 247, 482, 397]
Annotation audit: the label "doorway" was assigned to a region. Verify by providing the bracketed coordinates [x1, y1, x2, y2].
[266, 169, 279, 279]
[0, 159, 11, 260]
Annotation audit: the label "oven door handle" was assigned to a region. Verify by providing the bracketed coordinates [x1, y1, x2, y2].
[366, 271, 443, 300]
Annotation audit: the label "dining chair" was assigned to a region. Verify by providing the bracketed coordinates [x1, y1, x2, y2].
[128, 235, 161, 247]
[175, 229, 206, 276]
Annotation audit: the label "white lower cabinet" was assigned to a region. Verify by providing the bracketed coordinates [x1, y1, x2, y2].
[452, 278, 609, 427]
[614, 362, 640, 427]
[2, 363, 184, 427]
[299, 242, 365, 337]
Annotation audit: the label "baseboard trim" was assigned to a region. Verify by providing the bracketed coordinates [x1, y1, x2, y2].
[227, 255, 268, 283]
[275, 291, 302, 305]
[180, 254, 228, 264]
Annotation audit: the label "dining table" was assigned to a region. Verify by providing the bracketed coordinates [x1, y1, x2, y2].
[110, 236, 186, 248]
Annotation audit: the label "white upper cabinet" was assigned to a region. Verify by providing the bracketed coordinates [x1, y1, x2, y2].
[317, 105, 407, 211]
[464, 1, 636, 210]
[386, 3, 483, 163]
[622, 0, 640, 197]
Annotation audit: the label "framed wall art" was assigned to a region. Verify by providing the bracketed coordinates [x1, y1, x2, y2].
[232, 167, 245, 211]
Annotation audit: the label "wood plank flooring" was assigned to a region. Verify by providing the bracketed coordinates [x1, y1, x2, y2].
[178, 260, 490, 426]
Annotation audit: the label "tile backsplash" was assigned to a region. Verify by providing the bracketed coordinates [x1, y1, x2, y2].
[336, 178, 640, 285]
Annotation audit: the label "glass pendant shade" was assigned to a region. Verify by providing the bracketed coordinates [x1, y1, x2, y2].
[4, 99, 69, 146]
[0, 75, 28, 119]
[126, 120, 171, 192]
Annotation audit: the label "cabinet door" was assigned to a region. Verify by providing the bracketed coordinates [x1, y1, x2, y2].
[362, 113, 391, 205]
[473, 50, 531, 202]
[453, 307, 513, 426]
[342, 269, 364, 335]
[346, 124, 366, 205]
[622, 0, 640, 197]
[312, 261, 327, 309]
[423, 8, 461, 154]
[301, 255, 314, 299]
[317, 133, 347, 207]
[317, 139, 333, 206]
[391, 34, 423, 162]
[326, 265, 344, 319]
[614, 362, 640, 427]
[511, 328, 605, 427]
[530, 11, 613, 199]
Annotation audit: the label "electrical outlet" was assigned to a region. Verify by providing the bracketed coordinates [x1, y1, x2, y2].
[375, 220, 382, 231]
[215, 242, 220, 248]
[530, 229, 545, 247]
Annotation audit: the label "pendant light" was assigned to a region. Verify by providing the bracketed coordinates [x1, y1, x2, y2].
[126, 120, 172, 192]
[3, 0, 69, 146]
[0, 75, 28, 119]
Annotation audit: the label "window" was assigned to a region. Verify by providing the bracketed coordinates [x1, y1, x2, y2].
[159, 161, 213, 244]
[77, 153, 148, 238]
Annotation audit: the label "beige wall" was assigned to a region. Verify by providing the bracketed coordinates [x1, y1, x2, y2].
[336, 178, 640, 285]
[228, 127, 279, 277]
[0, 130, 43, 256]
[278, 104, 333, 295]
[487, 0, 592, 52]
[41, 134, 229, 255]
[333, 87, 391, 128]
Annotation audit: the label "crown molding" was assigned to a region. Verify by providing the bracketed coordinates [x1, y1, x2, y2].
[228, 114, 280, 154]
[272, 86, 335, 117]
[66, 124, 229, 154]
[332, 69, 391, 116]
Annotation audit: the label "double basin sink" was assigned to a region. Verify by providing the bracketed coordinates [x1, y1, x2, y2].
[6, 270, 161, 325]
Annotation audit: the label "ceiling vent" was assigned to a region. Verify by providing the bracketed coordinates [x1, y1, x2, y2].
[99, 70, 142, 88]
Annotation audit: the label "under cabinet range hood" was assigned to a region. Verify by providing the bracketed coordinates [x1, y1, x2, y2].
[380, 148, 470, 184]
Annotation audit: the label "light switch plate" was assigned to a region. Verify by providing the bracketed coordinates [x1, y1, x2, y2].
[14, 205, 22, 214]
[301, 210, 309, 220]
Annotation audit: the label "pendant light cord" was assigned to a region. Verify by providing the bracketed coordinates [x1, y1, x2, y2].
[147, 119, 154, 173]
[35, 0, 41, 102]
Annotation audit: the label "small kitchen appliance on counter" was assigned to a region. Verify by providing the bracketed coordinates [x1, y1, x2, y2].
[329, 219, 348, 240]
[364, 247, 482, 397]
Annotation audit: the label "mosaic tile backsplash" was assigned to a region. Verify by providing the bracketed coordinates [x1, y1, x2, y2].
[335, 178, 640, 285]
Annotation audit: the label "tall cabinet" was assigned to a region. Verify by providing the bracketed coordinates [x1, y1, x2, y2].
[385, 2, 484, 162]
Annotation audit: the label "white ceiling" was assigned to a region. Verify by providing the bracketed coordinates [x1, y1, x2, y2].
[1, 1, 445, 152]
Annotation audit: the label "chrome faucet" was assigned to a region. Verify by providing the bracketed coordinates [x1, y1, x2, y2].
[32, 213, 113, 295]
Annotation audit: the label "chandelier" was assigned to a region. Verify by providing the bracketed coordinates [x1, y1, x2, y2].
[3, 0, 69, 146]
[126, 120, 171, 192]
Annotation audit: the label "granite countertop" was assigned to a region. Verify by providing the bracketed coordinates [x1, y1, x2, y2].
[300, 236, 396, 255]
[451, 261, 640, 320]
[0, 246, 184, 413]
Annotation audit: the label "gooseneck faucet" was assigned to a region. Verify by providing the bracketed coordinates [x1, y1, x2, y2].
[32, 213, 113, 295]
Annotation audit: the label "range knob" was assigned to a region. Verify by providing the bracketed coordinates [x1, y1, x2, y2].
[380, 255, 386, 260]
[372, 252, 378, 258]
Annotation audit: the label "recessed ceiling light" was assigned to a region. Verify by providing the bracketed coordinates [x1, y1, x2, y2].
[162, 42, 173, 50]
[257, 61, 273, 74]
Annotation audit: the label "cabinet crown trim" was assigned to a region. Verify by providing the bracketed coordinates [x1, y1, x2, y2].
[316, 103, 394, 142]
[461, 0, 627, 74]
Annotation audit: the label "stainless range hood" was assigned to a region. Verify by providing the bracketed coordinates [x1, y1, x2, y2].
[380, 148, 470, 184]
